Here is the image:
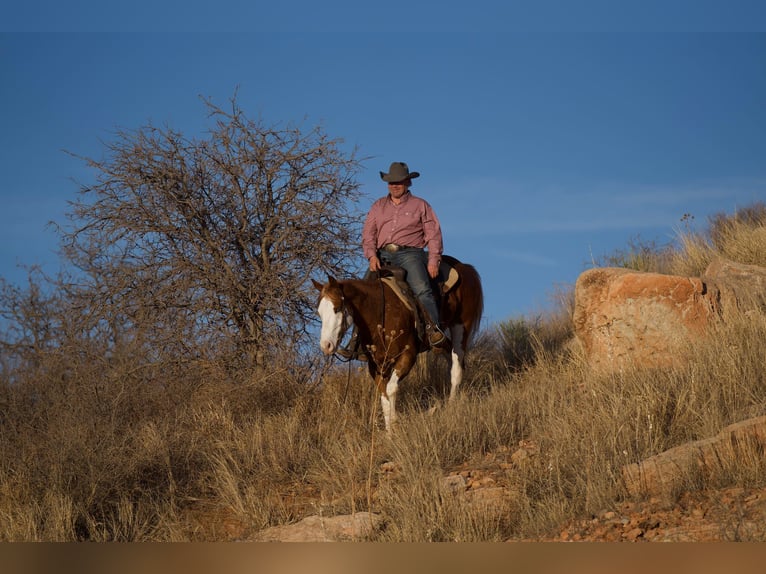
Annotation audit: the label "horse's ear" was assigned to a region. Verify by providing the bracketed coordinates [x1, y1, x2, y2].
[311, 278, 324, 292]
[327, 275, 338, 286]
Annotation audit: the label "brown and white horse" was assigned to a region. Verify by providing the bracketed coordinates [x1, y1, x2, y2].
[312, 257, 483, 431]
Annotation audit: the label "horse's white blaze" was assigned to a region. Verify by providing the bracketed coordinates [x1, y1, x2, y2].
[380, 371, 400, 432]
[449, 325, 465, 400]
[317, 297, 344, 355]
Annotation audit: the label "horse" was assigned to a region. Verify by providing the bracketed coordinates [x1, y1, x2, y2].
[312, 256, 483, 431]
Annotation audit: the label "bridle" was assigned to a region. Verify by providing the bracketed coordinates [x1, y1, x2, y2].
[330, 293, 354, 350]
[322, 279, 386, 362]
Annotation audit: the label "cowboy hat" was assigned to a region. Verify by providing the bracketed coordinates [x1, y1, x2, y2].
[379, 161, 420, 183]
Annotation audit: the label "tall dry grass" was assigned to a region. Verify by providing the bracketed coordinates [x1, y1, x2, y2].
[1, 204, 765, 541]
[671, 202, 766, 276]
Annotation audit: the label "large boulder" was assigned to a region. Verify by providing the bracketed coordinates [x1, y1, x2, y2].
[703, 257, 766, 318]
[573, 258, 766, 372]
[621, 415, 766, 498]
[572, 268, 716, 372]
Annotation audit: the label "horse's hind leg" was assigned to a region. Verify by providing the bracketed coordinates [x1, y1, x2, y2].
[448, 324, 466, 400]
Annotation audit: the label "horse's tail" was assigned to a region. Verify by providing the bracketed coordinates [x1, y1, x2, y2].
[455, 261, 484, 347]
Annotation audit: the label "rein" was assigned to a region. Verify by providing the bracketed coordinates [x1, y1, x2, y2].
[378, 278, 386, 338]
[330, 292, 354, 404]
[331, 278, 386, 362]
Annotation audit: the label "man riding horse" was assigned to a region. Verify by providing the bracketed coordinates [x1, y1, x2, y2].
[338, 161, 448, 360]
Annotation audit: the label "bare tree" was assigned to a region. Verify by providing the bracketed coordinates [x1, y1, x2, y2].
[57, 96, 365, 368]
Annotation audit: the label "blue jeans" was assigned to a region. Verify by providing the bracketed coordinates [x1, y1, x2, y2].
[379, 248, 440, 326]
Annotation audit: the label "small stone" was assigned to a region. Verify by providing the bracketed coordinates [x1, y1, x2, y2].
[624, 527, 643, 541]
[441, 474, 467, 493]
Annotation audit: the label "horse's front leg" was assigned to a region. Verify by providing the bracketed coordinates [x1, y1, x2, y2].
[378, 370, 401, 433]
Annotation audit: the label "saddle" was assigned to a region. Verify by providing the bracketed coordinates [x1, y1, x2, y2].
[374, 255, 460, 296]
[372, 256, 461, 348]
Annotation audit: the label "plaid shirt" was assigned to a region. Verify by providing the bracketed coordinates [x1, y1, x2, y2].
[361, 191, 443, 266]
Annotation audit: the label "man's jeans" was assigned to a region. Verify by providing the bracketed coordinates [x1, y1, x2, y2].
[379, 248, 440, 326]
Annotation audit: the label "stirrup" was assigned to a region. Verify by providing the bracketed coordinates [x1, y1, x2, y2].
[336, 344, 367, 362]
[427, 325, 448, 347]
[428, 331, 445, 346]
[336, 347, 355, 359]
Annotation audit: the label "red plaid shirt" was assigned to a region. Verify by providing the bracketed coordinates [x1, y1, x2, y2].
[362, 191, 443, 266]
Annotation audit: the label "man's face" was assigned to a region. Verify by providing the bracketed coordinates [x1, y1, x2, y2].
[388, 180, 410, 200]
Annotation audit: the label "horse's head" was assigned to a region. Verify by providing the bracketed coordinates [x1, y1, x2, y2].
[312, 276, 352, 356]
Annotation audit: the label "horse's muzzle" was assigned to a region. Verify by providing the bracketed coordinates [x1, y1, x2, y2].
[320, 339, 337, 356]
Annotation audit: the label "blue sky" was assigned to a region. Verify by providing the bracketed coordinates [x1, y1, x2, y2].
[2, 7, 766, 325]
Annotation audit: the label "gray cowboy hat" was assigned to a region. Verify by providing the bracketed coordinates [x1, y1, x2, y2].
[379, 161, 420, 183]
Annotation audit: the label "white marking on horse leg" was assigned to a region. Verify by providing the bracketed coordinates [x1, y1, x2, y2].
[449, 326, 465, 401]
[380, 371, 400, 432]
[317, 297, 344, 355]
[449, 351, 463, 401]
[380, 393, 392, 430]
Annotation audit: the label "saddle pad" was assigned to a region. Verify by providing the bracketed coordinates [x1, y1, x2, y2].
[380, 262, 459, 303]
[380, 276, 417, 313]
[440, 263, 459, 294]
[380, 276, 425, 341]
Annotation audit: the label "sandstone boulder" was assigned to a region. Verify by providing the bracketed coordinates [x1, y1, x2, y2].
[621, 415, 766, 498]
[573, 258, 766, 372]
[572, 267, 716, 372]
[703, 257, 766, 318]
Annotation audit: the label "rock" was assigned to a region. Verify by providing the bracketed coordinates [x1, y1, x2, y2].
[623, 527, 644, 541]
[510, 439, 539, 466]
[253, 512, 383, 542]
[703, 257, 766, 318]
[441, 474, 468, 493]
[573, 267, 716, 371]
[621, 415, 766, 498]
[573, 259, 766, 372]
[464, 486, 511, 508]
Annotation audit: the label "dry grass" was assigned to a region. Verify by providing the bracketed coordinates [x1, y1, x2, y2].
[1, 204, 765, 541]
[670, 202, 766, 276]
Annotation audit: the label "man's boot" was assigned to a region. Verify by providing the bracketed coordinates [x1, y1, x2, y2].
[336, 328, 367, 361]
[427, 322, 448, 348]
[410, 295, 448, 349]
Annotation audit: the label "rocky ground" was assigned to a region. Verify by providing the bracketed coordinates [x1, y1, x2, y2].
[211, 440, 766, 542]
[445, 444, 766, 543]
[188, 418, 766, 542]
[544, 485, 766, 542]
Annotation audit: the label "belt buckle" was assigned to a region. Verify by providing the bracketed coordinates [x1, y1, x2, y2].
[384, 243, 399, 253]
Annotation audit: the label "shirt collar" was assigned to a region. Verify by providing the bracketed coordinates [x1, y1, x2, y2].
[388, 190, 412, 205]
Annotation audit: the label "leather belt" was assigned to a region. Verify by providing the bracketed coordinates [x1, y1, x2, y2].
[381, 243, 420, 253]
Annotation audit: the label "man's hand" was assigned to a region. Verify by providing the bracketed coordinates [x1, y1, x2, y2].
[369, 256, 381, 273]
[427, 260, 439, 279]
